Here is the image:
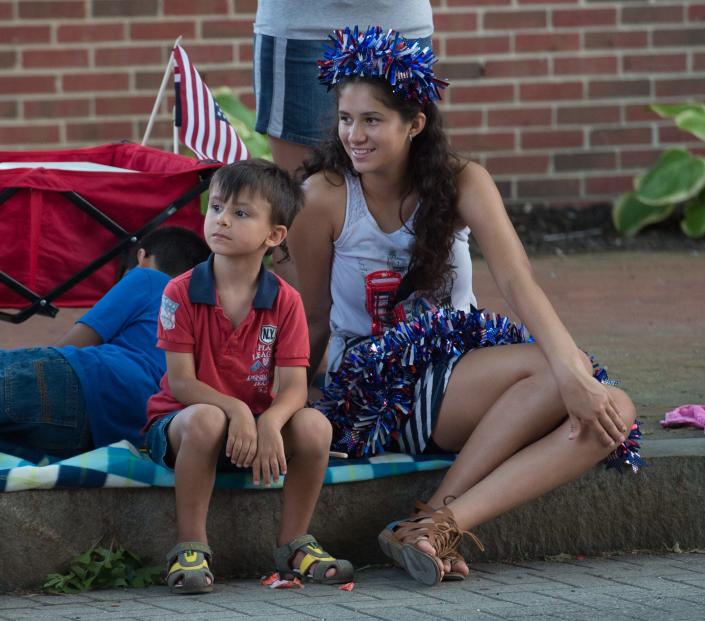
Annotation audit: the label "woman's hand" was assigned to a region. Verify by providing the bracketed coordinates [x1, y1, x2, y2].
[252, 416, 287, 486]
[557, 368, 627, 447]
[224, 400, 258, 468]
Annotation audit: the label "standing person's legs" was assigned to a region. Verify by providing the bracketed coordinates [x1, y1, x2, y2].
[254, 34, 332, 286]
[253, 34, 332, 171]
[269, 137, 312, 178]
[0, 348, 91, 458]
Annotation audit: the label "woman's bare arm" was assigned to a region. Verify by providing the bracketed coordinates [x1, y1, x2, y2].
[457, 162, 626, 445]
[288, 172, 346, 382]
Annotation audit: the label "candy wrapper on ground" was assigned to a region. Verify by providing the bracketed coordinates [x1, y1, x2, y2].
[260, 572, 303, 589]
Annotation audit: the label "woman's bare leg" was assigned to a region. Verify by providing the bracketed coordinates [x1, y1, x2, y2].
[445, 385, 634, 529]
[428, 344, 585, 507]
[268, 135, 313, 287]
[399, 344, 635, 575]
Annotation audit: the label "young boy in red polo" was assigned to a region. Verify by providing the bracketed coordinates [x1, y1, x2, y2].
[143, 160, 353, 594]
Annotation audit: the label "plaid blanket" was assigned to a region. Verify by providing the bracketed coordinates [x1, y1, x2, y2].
[0, 441, 455, 493]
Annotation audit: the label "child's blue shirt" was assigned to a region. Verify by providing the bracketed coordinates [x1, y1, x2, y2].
[58, 267, 170, 448]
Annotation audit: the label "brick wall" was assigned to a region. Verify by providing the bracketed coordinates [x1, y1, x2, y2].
[1, 0, 704, 207]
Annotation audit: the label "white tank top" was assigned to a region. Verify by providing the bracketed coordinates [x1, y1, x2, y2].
[328, 173, 476, 372]
[254, 1, 434, 40]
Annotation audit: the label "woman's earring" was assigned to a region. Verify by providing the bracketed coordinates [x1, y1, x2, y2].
[409, 133, 414, 143]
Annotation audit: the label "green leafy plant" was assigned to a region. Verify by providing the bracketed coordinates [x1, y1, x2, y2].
[613, 102, 705, 239]
[43, 541, 162, 593]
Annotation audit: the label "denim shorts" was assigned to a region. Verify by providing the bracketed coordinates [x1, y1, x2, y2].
[253, 34, 432, 146]
[0, 347, 91, 457]
[145, 410, 249, 473]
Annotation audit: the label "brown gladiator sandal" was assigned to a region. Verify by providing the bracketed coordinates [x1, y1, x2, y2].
[414, 500, 484, 582]
[378, 501, 484, 586]
[415, 496, 478, 582]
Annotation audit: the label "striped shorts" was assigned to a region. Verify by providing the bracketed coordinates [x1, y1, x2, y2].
[396, 354, 463, 455]
[324, 336, 466, 456]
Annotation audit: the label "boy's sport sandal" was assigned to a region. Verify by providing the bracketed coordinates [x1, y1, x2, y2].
[274, 534, 354, 585]
[166, 541, 214, 595]
[378, 503, 484, 587]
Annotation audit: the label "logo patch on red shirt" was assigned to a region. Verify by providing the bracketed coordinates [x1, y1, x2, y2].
[159, 295, 179, 330]
[259, 324, 277, 344]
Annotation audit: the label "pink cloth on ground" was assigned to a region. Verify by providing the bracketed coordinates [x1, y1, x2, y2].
[660, 405, 705, 433]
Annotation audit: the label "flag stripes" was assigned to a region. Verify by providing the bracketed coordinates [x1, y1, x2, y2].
[173, 45, 248, 163]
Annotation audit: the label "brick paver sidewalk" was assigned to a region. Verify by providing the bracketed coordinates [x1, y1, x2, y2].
[3, 553, 704, 620]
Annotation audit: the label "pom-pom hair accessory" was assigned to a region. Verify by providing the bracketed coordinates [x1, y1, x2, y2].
[317, 25, 449, 105]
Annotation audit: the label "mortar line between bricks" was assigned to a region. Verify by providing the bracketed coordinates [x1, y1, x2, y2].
[503, 561, 547, 571]
[335, 602, 389, 619]
[132, 598, 204, 614]
[540, 591, 604, 610]
[132, 596, 261, 616]
[391, 582, 486, 605]
[408, 603, 472, 621]
[542, 588, 674, 613]
[130, 599, 210, 614]
[564, 557, 644, 568]
[461, 589, 538, 606]
[385, 580, 507, 607]
[270, 598, 383, 618]
[463, 569, 515, 584]
[670, 594, 705, 607]
[603, 556, 647, 567]
[476, 572, 582, 590]
[233, 596, 337, 617]
[475, 608, 561, 620]
[597, 576, 652, 591]
[493, 563, 583, 588]
[660, 577, 705, 591]
[664, 565, 705, 575]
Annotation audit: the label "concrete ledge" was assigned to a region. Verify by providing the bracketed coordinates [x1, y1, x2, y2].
[2, 439, 704, 592]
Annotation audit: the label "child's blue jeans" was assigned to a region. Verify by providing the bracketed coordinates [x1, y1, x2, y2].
[0, 347, 91, 458]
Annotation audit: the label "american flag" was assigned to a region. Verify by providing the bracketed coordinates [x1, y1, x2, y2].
[172, 45, 248, 163]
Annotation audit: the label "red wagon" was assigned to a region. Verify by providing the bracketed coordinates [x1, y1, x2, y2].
[0, 143, 220, 323]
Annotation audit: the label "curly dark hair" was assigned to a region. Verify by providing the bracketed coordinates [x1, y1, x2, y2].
[301, 76, 467, 295]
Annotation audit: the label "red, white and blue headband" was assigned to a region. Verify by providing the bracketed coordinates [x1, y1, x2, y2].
[317, 25, 449, 105]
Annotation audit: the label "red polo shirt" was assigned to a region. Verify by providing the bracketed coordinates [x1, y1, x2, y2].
[144, 255, 309, 429]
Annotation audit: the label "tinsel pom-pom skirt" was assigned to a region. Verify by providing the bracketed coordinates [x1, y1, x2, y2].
[315, 307, 642, 473]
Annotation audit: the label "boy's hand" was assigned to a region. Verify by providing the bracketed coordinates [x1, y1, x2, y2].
[225, 400, 258, 468]
[252, 416, 287, 487]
